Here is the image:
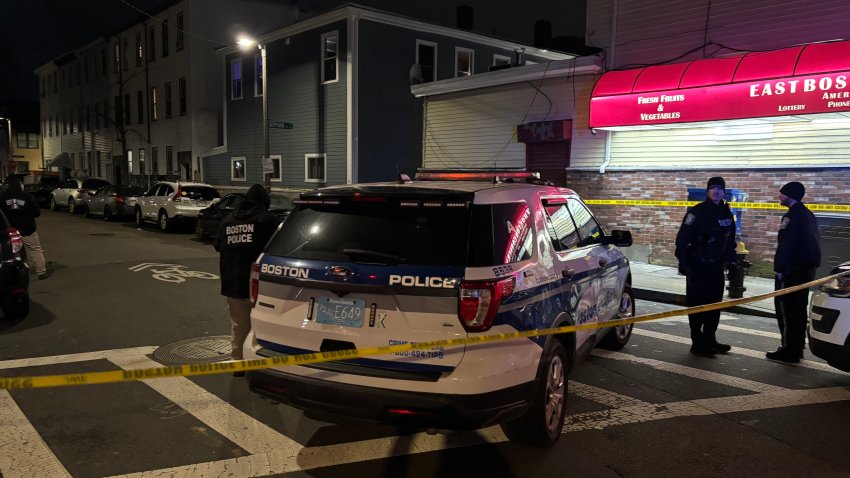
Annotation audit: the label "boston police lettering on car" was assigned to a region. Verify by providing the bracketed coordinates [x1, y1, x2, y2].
[243, 170, 634, 449]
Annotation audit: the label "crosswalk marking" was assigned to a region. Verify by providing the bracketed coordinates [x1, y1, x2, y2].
[108, 355, 302, 456]
[656, 316, 782, 339]
[0, 346, 158, 370]
[0, 390, 71, 478]
[570, 381, 652, 408]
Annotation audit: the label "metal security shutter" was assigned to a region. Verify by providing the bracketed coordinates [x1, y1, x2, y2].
[527, 141, 570, 186]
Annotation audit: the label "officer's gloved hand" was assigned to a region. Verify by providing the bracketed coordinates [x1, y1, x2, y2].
[678, 263, 689, 276]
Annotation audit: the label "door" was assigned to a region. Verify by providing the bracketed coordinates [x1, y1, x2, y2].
[526, 141, 570, 187]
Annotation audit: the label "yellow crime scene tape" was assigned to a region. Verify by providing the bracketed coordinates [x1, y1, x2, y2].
[584, 199, 850, 212]
[2, 269, 849, 391]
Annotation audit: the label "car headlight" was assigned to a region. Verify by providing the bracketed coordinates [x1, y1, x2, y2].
[819, 264, 850, 298]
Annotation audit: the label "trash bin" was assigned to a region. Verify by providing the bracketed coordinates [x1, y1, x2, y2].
[687, 187, 747, 237]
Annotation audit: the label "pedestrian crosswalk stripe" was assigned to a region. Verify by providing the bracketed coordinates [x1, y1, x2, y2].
[0, 346, 158, 370]
[0, 390, 71, 478]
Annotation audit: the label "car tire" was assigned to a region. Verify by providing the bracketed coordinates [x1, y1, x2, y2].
[104, 207, 112, 222]
[598, 284, 635, 351]
[49, 196, 59, 211]
[500, 338, 569, 448]
[135, 208, 144, 228]
[3, 295, 30, 320]
[195, 219, 206, 241]
[83, 204, 91, 218]
[159, 211, 171, 232]
[68, 198, 77, 214]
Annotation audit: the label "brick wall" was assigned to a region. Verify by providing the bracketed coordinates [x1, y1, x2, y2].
[565, 168, 850, 277]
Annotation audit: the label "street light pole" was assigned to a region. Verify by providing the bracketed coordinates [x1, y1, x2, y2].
[260, 43, 270, 192]
[0, 117, 12, 180]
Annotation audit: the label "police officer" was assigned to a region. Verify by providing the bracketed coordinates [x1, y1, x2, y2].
[0, 176, 50, 279]
[675, 176, 738, 357]
[767, 181, 821, 364]
[214, 184, 281, 376]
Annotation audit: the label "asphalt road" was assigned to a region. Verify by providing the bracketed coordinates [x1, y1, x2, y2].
[1, 210, 850, 478]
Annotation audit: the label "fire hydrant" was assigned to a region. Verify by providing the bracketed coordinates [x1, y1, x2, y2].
[726, 241, 751, 298]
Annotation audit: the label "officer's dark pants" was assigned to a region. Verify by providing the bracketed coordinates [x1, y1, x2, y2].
[686, 267, 725, 346]
[774, 268, 816, 354]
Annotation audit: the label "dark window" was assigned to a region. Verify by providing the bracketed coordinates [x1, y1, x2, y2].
[417, 42, 436, 82]
[123, 38, 129, 71]
[164, 81, 172, 118]
[322, 33, 338, 83]
[176, 13, 184, 50]
[124, 94, 131, 125]
[137, 91, 144, 124]
[136, 32, 143, 66]
[567, 200, 604, 246]
[151, 147, 159, 173]
[166, 146, 173, 173]
[231, 58, 242, 99]
[116, 186, 146, 196]
[148, 26, 156, 62]
[161, 20, 169, 57]
[113, 42, 120, 73]
[543, 203, 580, 251]
[178, 77, 187, 115]
[181, 186, 218, 200]
[82, 179, 110, 190]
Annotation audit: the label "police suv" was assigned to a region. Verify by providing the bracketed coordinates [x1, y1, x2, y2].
[244, 171, 634, 447]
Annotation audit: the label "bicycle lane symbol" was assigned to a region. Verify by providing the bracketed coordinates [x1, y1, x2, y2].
[129, 263, 220, 283]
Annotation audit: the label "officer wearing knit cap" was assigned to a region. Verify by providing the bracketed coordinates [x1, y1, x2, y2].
[675, 176, 738, 357]
[768, 181, 821, 364]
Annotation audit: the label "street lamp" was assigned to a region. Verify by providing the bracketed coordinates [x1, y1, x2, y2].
[237, 37, 270, 192]
[0, 117, 12, 179]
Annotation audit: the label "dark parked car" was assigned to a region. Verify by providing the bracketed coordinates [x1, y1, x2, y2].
[2, 173, 60, 207]
[194, 192, 293, 241]
[84, 185, 146, 221]
[0, 210, 29, 319]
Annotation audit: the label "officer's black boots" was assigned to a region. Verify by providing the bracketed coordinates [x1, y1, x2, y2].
[690, 343, 717, 357]
[766, 347, 802, 363]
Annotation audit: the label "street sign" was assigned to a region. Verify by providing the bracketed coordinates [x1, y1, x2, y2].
[261, 157, 274, 174]
[269, 121, 293, 129]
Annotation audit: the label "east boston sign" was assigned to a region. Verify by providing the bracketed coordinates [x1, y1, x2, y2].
[590, 70, 850, 128]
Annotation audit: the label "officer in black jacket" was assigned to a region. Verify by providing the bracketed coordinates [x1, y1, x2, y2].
[675, 176, 738, 357]
[767, 181, 821, 364]
[0, 177, 50, 279]
[214, 184, 282, 375]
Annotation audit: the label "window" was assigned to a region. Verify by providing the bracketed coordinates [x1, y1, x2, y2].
[493, 54, 511, 67]
[567, 200, 603, 247]
[137, 91, 144, 124]
[166, 146, 173, 173]
[148, 26, 156, 62]
[97, 151, 102, 176]
[321, 32, 338, 83]
[127, 149, 133, 174]
[416, 40, 436, 83]
[164, 82, 172, 118]
[151, 87, 158, 121]
[151, 147, 159, 174]
[123, 38, 129, 71]
[124, 93, 131, 125]
[113, 42, 120, 73]
[543, 202, 580, 251]
[305, 153, 326, 183]
[139, 148, 146, 174]
[254, 54, 262, 97]
[270, 154, 282, 181]
[178, 77, 187, 115]
[231, 157, 246, 181]
[231, 58, 242, 99]
[176, 13, 184, 50]
[161, 20, 169, 57]
[455, 47, 474, 77]
[136, 32, 143, 66]
[16, 133, 38, 149]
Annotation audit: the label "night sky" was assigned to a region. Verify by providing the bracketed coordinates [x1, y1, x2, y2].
[0, 0, 585, 103]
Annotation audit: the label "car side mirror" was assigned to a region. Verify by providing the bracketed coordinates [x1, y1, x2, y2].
[601, 229, 632, 247]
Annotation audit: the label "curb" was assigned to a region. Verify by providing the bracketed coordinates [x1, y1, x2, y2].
[633, 287, 777, 319]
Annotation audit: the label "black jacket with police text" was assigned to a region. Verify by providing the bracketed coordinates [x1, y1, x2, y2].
[214, 186, 281, 298]
[675, 199, 737, 272]
[774, 201, 821, 275]
[0, 183, 40, 236]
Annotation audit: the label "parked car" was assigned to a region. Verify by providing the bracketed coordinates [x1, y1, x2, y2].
[809, 261, 850, 372]
[243, 170, 634, 447]
[84, 185, 146, 221]
[49, 178, 111, 213]
[0, 209, 29, 319]
[195, 191, 294, 240]
[135, 181, 220, 232]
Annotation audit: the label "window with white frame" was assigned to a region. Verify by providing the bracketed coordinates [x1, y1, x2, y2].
[231, 58, 242, 99]
[416, 40, 436, 82]
[176, 13, 184, 50]
[493, 54, 511, 67]
[270, 154, 282, 181]
[455, 47, 474, 77]
[305, 153, 326, 183]
[231, 157, 246, 181]
[254, 54, 263, 97]
[321, 32, 338, 84]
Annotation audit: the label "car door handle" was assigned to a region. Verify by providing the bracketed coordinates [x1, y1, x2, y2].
[562, 268, 575, 278]
[598, 259, 608, 268]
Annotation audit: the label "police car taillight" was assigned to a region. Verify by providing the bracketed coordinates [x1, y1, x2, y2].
[6, 228, 23, 255]
[458, 277, 515, 332]
[250, 262, 260, 305]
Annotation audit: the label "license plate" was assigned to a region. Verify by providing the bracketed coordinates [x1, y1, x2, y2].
[315, 297, 365, 327]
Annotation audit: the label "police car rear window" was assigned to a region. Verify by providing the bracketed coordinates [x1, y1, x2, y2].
[265, 201, 534, 267]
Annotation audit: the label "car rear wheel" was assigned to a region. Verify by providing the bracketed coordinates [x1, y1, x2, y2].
[598, 284, 634, 351]
[500, 338, 568, 448]
[68, 198, 76, 214]
[49, 196, 59, 211]
[3, 295, 30, 319]
[159, 211, 171, 232]
[135, 208, 144, 228]
[195, 219, 206, 240]
[83, 204, 91, 218]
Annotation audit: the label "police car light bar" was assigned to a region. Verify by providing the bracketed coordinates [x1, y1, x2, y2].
[415, 169, 540, 181]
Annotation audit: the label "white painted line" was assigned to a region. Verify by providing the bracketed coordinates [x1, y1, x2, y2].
[570, 381, 651, 408]
[108, 355, 302, 456]
[632, 328, 839, 374]
[0, 390, 71, 477]
[591, 349, 790, 393]
[0, 346, 158, 370]
[650, 317, 779, 338]
[108, 386, 850, 477]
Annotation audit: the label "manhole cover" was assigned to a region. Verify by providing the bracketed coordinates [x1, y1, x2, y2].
[153, 335, 232, 365]
[88, 232, 115, 237]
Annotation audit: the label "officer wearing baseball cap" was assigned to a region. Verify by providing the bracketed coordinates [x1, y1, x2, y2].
[675, 176, 738, 357]
[767, 181, 821, 363]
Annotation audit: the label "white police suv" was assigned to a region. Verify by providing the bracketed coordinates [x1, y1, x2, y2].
[809, 261, 850, 372]
[244, 171, 634, 447]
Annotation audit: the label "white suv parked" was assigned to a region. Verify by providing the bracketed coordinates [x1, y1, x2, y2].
[134, 181, 220, 232]
[244, 171, 634, 447]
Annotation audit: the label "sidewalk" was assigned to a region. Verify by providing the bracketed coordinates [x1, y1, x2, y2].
[631, 262, 777, 318]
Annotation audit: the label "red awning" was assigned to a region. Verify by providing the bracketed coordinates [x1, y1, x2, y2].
[589, 40, 850, 128]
